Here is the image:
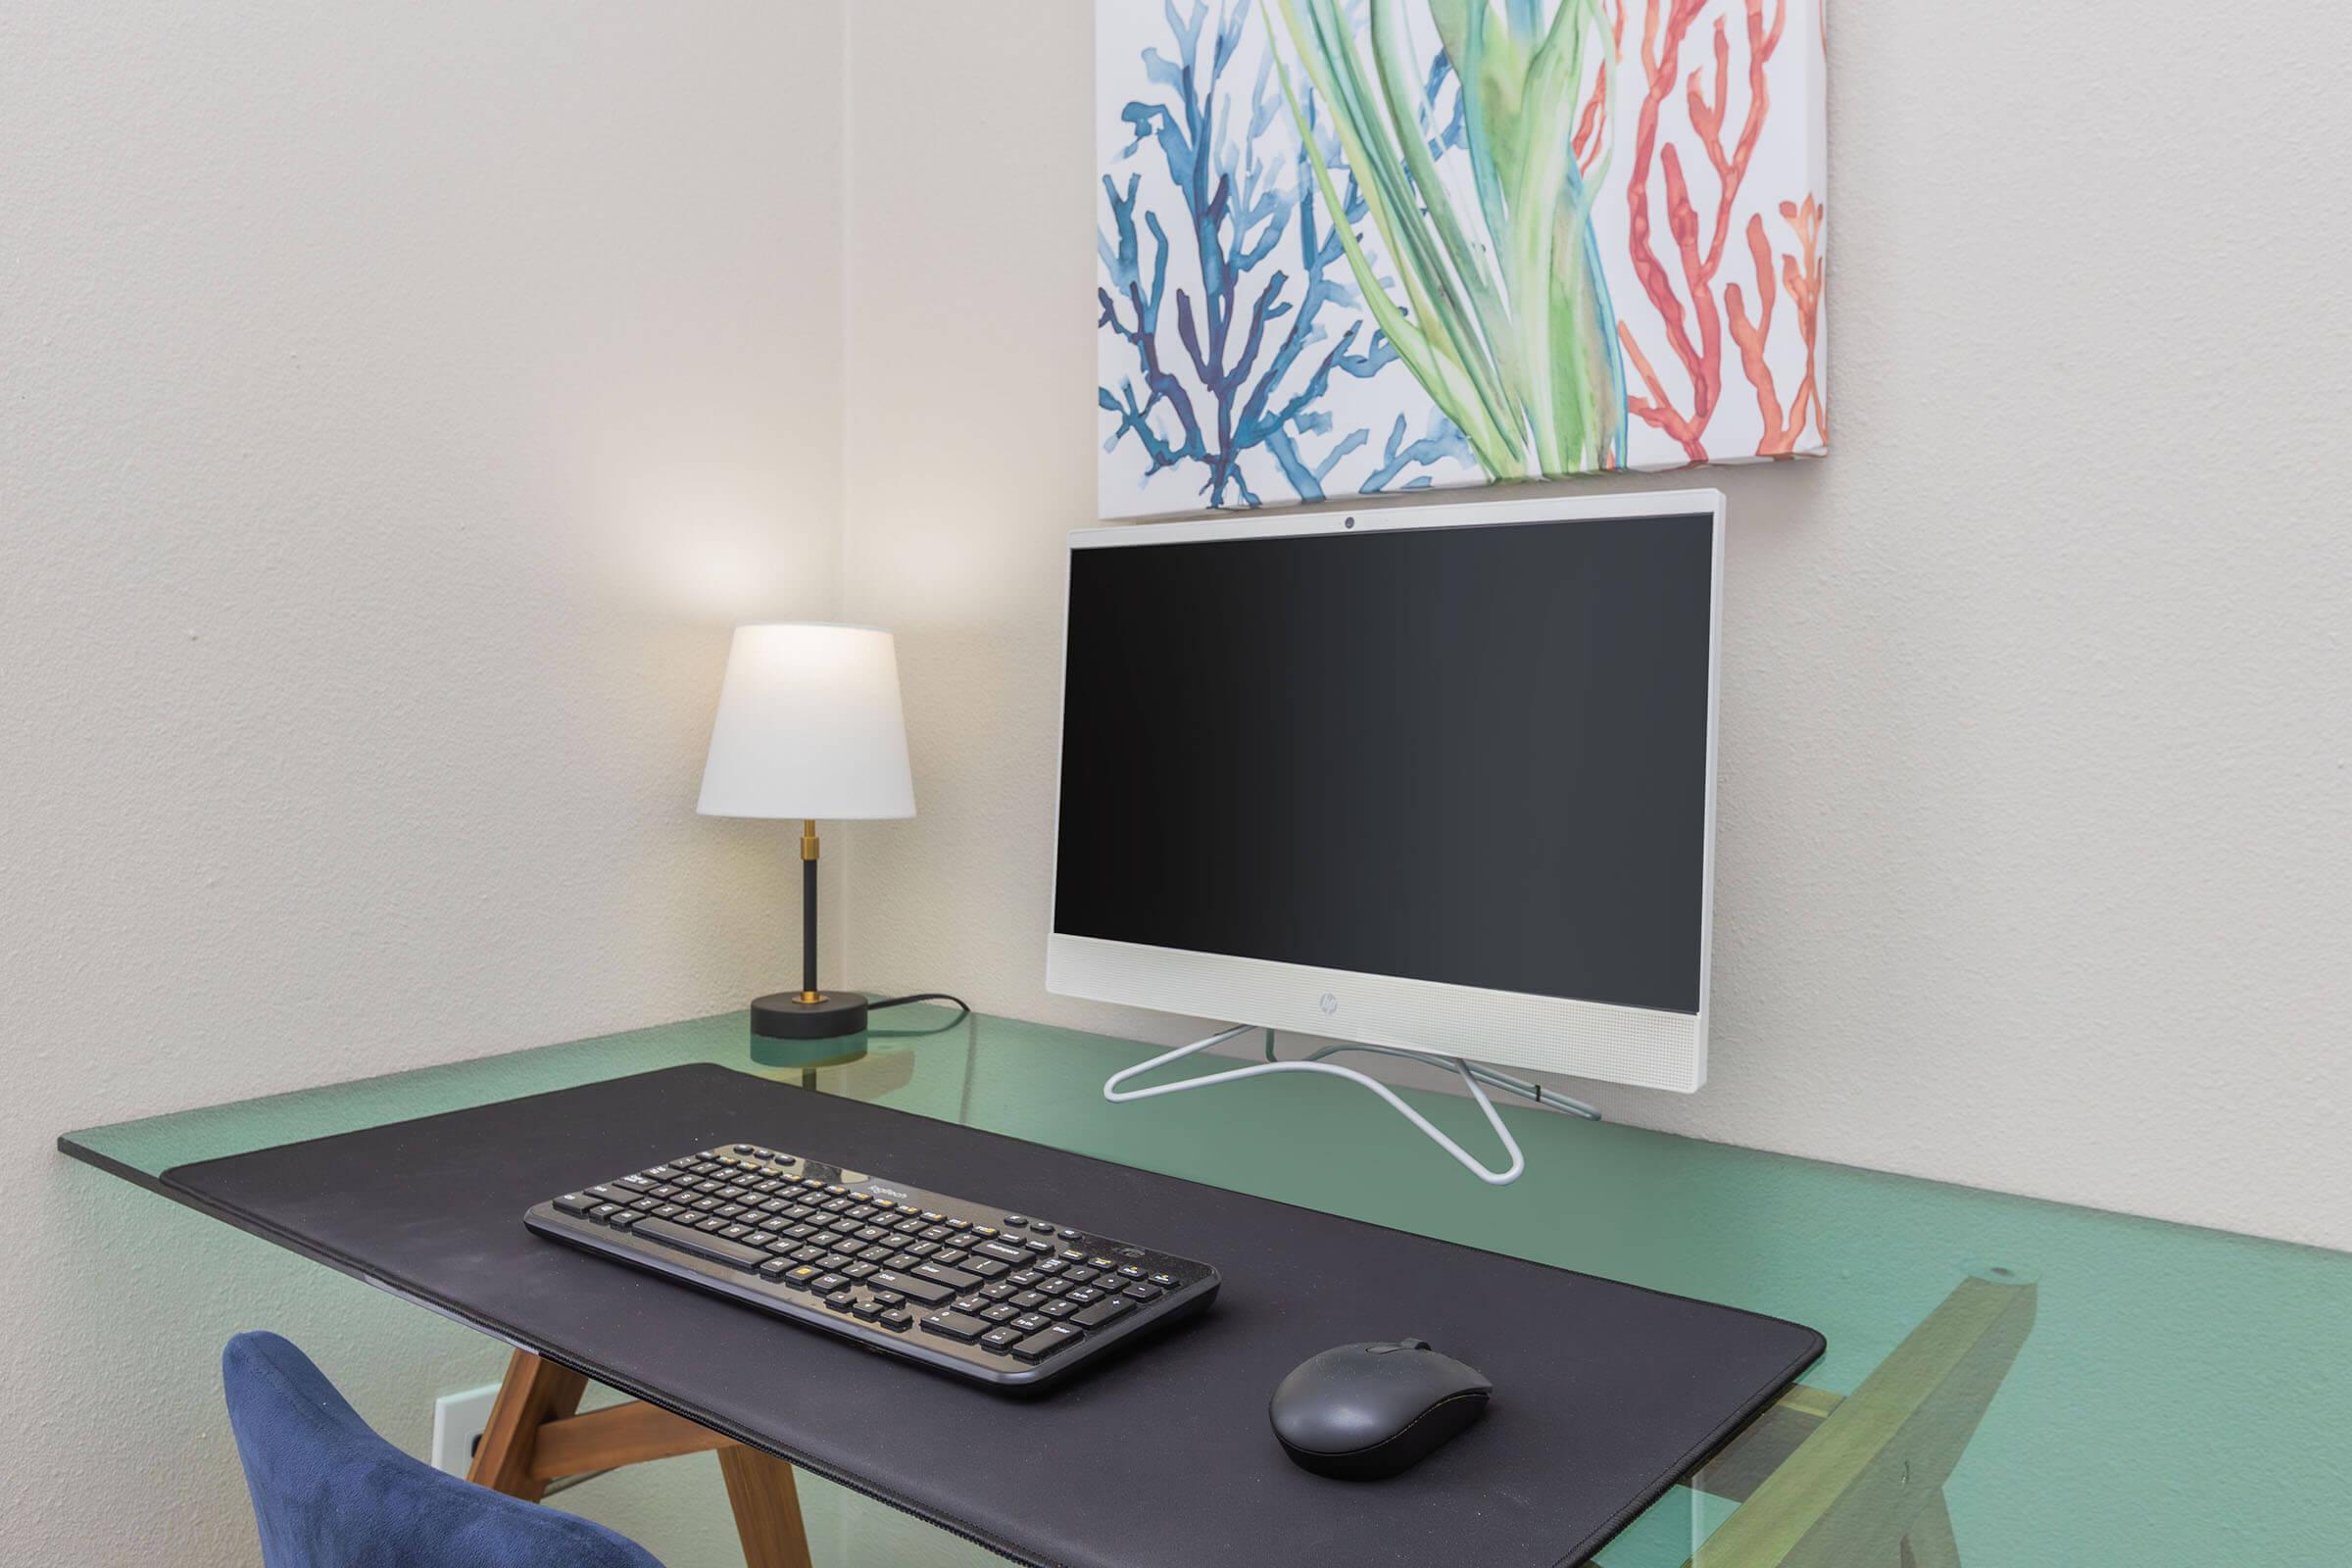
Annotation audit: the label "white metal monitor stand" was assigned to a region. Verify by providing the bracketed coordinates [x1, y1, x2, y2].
[1102, 1025, 1600, 1186]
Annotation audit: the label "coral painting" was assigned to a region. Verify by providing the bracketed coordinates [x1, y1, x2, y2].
[1097, 0, 1827, 518]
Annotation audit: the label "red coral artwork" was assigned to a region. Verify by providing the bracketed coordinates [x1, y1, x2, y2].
[1616, 0, 1825, 465]
[1727, 195, 1827, 454]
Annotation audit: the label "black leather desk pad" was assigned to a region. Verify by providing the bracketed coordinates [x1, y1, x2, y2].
[165, 1063, 1822, 1567]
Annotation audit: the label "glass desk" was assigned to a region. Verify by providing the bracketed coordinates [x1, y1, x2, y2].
[62, 1006, 2352, 1566]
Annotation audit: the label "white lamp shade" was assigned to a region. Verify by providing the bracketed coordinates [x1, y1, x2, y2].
[697, 623, 915, 820]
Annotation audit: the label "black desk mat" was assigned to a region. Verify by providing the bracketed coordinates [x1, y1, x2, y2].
[166, 1063, 1822, 1568]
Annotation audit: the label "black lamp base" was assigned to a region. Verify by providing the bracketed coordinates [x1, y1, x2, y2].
[751, 990, 870, 1041]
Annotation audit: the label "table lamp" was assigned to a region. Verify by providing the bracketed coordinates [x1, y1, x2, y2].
[699, 622, 914, 1040]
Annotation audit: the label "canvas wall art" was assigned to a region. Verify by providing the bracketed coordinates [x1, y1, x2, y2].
[1096, 0, 1827, 518]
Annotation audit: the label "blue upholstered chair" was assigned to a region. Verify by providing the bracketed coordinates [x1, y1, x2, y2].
[222, 1332, 663, 1568]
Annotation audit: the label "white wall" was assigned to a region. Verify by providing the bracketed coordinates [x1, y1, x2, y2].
[3, 3, 848, 1562]
[840, 3, 2352, 1253]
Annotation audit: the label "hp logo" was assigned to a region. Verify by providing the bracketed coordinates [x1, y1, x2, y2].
[1319, 993, 1339, 1015]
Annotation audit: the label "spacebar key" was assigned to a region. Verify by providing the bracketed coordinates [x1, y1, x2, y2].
[866, 1270, 956, 1305]
[631, 1216, 766, 1270]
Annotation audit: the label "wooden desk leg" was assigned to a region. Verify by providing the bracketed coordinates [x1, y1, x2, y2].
[1898, 1491, 1961, 1568]
[464, 1348, 814, 1568]
[718, 1443, 817, 1568]
[467, 1349, 587, 1501]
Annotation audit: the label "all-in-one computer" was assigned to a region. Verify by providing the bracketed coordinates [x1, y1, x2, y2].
[1050, 490, 1725, 1184]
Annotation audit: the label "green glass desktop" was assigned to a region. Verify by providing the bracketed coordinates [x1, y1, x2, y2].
[60, 1005, 2352, 1567]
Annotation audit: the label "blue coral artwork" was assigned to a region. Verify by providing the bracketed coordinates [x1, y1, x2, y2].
[1096, 0, 1829, 519]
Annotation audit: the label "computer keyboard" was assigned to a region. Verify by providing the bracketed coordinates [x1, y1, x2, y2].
[523, 1143, 1220, 1389]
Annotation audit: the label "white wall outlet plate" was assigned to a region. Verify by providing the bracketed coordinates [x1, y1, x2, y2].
[429, 1383, 503, 1475]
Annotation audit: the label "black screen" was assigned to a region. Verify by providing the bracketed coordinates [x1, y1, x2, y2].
[1053, 513, 1715, 1016]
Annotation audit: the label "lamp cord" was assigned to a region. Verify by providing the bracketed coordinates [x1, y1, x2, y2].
[864, 992, 971, 1030]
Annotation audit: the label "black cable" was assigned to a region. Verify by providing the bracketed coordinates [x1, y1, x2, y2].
[864, 992, 972, 1037]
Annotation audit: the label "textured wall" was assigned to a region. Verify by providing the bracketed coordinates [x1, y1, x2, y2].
[839, 3, 2352, 1252]
[3, 3, 847, 1562]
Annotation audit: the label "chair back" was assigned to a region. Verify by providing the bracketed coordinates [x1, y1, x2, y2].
[222, 1332, 662, 1568]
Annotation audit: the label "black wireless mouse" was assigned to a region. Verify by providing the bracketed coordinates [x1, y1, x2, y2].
[1269, 1340, 1493, 1480]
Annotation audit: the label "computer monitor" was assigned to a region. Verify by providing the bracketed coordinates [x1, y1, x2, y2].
[1048, 490, 1724, 1126]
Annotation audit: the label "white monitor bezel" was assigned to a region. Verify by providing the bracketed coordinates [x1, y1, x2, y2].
[1045, 488, 1725, 1095]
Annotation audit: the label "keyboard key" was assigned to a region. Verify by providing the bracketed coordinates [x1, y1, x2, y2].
[634, 1216, 767, 1270]
[1011, 1324, 1084, 1363]
[553, 1193, 596, 1216]
[783, 1265, 822, 1289]
[1030, 1221, 1057, 1235]
[867, 1270, 956, 1305]
[1042, 1299, 1079, 1319]
[964, 1258, 1011, 1281]
[921, 1311, 989, 1343]
[758, 1259, 792, 1281]
[912, 1261, 981, 1292]
[1118, 1265, 1147, 1280]
[811, 1274, 849, 1294]
[975, 1240, 1029, 1264]
[1009, 1312, 1051, 1334]
[823, 1291, 857, 1311]
[1150, 1273, 1178, 1287]
[980, 1303, 1018, 1324]
[589, 1203, 624, 1223]
[850, 1298, 884, 1320]
[1010, 1291, 1048, 1310]
[1004, 1214, 1029, 1228]
[878, 1308, 912, 1331]
[1124, 1283, 1162, 1300]
[979, 1327, 1022, 1352]
[1072, 1297, 1135, 1329]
